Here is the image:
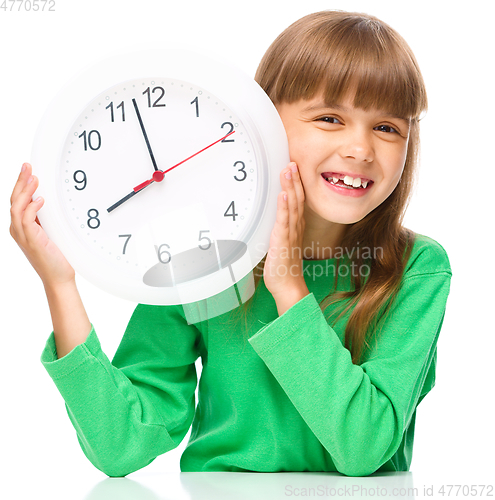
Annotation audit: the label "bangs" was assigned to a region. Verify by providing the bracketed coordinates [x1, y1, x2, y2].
[257, 12, 427, 120]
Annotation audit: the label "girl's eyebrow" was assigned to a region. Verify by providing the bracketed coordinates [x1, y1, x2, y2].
[302, 102, 346, 113]
[302, 102, 410, 123]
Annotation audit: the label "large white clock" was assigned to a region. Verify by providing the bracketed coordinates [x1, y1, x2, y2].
[32, 48, 289, 321]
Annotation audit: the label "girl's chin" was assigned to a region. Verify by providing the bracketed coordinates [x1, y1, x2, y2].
[314, 208, 370, 226]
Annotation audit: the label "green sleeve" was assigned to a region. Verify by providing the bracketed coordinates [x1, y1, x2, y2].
[248, 270, 451, 477]
[40, 303, 201, 477]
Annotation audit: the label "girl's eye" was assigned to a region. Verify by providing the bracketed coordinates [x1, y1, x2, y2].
[317, 116, 341, 124]
[375, 124, 398, 134]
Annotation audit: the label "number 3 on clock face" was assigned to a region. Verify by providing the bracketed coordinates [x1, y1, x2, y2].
[32, 48, 289, 308]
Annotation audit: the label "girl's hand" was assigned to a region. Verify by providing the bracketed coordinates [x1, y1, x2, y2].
[10, 163, 75, 288]
[264, 162, 309, 312]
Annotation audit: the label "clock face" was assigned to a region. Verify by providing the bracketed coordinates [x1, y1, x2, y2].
[61, 77, 259, 286]
[33, 48, 289, 309]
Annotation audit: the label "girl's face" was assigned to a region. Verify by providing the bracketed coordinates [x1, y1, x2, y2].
[276, 94, 410, 226]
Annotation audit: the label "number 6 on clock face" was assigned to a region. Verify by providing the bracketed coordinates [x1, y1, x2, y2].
[32, 48, 289, 309]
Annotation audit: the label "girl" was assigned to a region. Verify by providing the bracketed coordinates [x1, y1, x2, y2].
[9, 10, 451, 477]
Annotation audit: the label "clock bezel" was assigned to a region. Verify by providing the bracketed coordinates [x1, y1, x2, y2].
[32, 47, 289, 306]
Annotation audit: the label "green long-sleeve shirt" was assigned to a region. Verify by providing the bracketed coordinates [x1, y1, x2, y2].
[41, 233, 451, 477]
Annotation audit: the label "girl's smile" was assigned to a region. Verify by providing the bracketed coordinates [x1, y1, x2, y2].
[321, 172, 374, 198]
[276, 95, 410, 227]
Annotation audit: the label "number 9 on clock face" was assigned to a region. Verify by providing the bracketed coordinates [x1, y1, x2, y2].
[32, 48, 289, 307]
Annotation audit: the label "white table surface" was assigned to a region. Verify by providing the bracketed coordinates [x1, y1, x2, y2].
[5, 466, 493, 500]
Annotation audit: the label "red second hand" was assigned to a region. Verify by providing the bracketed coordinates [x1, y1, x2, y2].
[132, 130, 235, 193]
[163, 130, 235, 174]
[133, 171, 164, 192]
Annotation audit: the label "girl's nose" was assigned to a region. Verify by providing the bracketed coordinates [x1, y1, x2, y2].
[339, 130, 374, 163]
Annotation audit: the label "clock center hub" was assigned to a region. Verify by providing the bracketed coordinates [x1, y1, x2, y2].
[152, 170, 165, 182]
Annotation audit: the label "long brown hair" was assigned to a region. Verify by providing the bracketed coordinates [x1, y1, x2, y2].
[230, 11, 427, 365]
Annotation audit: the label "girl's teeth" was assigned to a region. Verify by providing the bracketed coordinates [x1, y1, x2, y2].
[325, 174, 371, 189]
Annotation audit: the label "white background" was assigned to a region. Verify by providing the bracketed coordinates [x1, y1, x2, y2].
[1, 0, 493, 499]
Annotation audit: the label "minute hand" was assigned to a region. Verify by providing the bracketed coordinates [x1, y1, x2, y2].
[132, 98, 159, 172]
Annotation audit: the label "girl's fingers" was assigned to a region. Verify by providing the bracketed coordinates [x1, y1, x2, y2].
[276, 190, 290, 233]
[11, 172, 38, 220]
[281, 162, 303, 238]
[10, 173, 39, 243]
[290, 163, 305, 213]
[10, 163, 32, 205]
[22, 196, 44, 243]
